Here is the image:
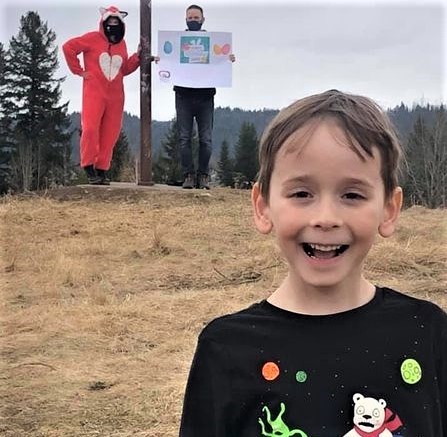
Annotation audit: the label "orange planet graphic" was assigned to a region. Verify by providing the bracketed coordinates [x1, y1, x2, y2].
[213, 44, 222, 55]
[262, 361, 280, 381]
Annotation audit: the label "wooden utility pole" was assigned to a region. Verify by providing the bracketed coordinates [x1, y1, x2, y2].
[139, 0, 153, 185]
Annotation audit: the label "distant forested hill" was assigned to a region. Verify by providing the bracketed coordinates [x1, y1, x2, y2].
[68, 103, 441, 165]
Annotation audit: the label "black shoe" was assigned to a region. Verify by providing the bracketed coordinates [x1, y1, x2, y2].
[96, 169, 111, 185]
[182, 174, 195, 189]
[198, 174, 210, 190]
[89, 177, 103, 185]
[84, 165, 102, 185]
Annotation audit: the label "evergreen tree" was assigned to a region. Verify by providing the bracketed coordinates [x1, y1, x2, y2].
[0, 42, 10, 194]
[152, 151, 164, 183]
[234, 121, 259, 183]
[3, 11, 71, 191]
[217, 139, 234, 186]
[109, 130, 132, 181]
[154, 119, 183, 185]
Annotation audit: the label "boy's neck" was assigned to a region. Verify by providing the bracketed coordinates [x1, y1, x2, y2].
[267, 274, 376, 316]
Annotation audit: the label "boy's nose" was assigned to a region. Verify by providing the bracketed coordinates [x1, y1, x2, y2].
[309, 199, 343, 229]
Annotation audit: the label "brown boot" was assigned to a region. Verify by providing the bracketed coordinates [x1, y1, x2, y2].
[182, 174, 195, 189]
[198, 174, 210, 190]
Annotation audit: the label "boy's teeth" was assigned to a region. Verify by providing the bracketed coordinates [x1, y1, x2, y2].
[310, 244, 341, 252]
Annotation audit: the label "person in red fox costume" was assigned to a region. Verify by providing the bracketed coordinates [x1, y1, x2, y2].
[63, 6, 141, 184]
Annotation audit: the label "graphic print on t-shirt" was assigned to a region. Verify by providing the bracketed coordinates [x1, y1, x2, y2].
[400, 358, 422, 384]
[342, 393, 403, 437]
[256, 356, 417, 436]
[258, 402, 309, 437]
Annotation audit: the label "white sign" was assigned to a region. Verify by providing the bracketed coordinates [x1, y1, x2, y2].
[157, 30, 233, 88]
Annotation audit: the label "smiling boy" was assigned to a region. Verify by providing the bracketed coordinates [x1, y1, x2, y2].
[179, 90, 447, 437]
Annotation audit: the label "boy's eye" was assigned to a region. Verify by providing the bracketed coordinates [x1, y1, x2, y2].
[292, 191, 311, 198]
[343, 192, 365, 200]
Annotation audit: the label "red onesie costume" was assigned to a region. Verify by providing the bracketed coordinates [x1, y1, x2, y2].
[62, 6, 140, 184]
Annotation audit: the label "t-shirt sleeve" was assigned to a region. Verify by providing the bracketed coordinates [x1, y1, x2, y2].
[179, 329, 230, 437]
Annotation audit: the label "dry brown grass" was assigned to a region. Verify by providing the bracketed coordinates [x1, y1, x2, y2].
[1, 186, 446, 436]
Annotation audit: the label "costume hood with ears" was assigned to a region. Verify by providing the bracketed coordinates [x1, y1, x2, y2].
[99, 5, 128, 22]
[99, 5, 128, 44]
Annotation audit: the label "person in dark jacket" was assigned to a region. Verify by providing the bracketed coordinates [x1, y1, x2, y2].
[175, 4, 235, 189]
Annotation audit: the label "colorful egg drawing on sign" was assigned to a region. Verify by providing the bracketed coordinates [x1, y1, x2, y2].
[163, 41, 173, 54]
[221, 43, 230, 55]
[213, 44, 222, 55]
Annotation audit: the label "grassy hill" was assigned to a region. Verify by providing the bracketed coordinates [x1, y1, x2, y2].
[1, 187, 446, 436]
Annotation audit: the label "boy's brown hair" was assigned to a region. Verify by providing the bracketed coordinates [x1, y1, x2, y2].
[257, 89, 402, 201]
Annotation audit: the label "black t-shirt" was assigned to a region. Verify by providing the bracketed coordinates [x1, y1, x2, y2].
[179, 287, 447, 437]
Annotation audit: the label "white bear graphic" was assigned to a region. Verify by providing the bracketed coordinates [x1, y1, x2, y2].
[343, 393, 392, 437]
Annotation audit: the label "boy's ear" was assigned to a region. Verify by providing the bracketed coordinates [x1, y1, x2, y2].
[252, 182, 273, 234]
[378, 187, 403, 238]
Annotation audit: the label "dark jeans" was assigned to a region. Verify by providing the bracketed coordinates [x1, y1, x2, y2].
[175, 92, 214, 176]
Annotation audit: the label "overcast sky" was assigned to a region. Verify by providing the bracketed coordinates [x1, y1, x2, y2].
[1, 0, 445, 120]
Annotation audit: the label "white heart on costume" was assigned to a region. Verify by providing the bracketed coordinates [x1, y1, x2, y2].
[99, 52, 123, 81]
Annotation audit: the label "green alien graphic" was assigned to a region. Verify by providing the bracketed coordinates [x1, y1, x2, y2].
[258, 402, 309, 437]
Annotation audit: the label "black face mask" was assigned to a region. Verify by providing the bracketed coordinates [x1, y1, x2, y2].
[186, 20, 202, 31]
[104, 21, 125, 43]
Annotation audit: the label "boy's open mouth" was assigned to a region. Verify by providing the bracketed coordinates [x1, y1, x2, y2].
[302, 243, 349, 259]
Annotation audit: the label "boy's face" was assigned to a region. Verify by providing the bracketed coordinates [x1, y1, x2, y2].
[252, 119, 402, 292]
